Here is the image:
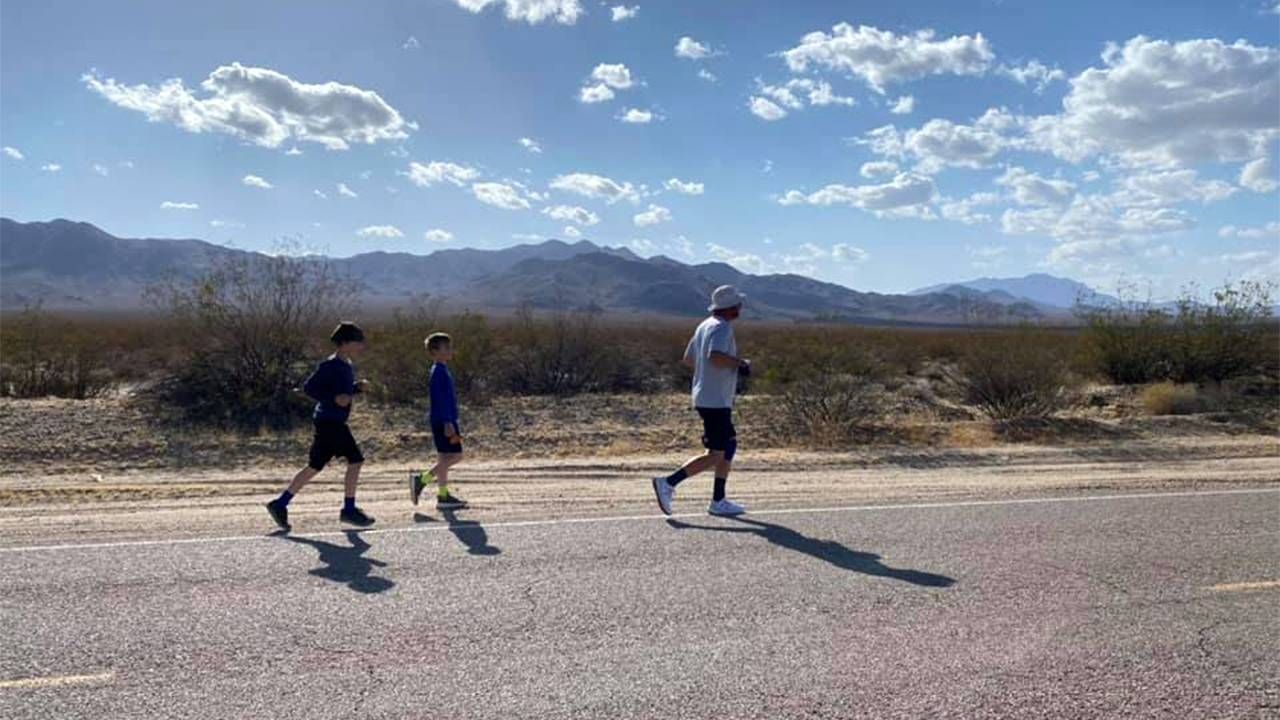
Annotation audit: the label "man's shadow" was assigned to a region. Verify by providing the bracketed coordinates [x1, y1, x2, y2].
[414, 508, 501, 556]
[667, 516, 954, 588]
[282, 530, 396, 594]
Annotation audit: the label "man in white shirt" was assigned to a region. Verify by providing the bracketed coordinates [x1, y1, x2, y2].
[652, 285, 752, 516]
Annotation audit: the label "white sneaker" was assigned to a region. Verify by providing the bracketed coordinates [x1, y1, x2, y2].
[708, 498, 746, 516]
[651, 477, 674, 516]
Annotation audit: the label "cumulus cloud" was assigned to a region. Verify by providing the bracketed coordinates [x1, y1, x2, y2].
[542, 204, 600, 225]
[472, 182, 531, 210]
[996, 167, 1076, 206]
[519, 137, 543, 154]
[160, 200, 198, 210]
[1240, 156, 1277, 193]
[633, 203, 672, 226]
[580, 63, 633, 103]
[83, 63, 414, 151]
[664, 177, 704, 195]
[675, 36, 714, 60]
[401, 160, 480, 187]
[356, 225, 404, 238]
[242, 174, 273, 189]
[997, 60, 1066, 93]
[424, 228, 454, 243]
[748, 96, 788, 121]
[756, 78, 855, 116]
[779, 23, 993, 94]
[707, 243, 767, 274]
[337, 182, 358, 198]
[618, 107, 655, 123]
[1026, 36, 1279, 169]
[1112, 169, 1236, 207]
[781, 242, 869, 274]
[451, 0, 582, 25]
[402, 36, 420, 50]
[579, 84, 615, 103]
[889, 95, 915, 114]
[858, 109, 1018, 173]
[550, 172, 639, 203]
[41, 163, 61, 172]
[563, 225, 583, 239]
[1218, 221, 1280, 239]
[2, 146, 23, 160]
[92, 163, 110, 176]
[697, 68, 718, 83]
[941, 192, 999, 224]
[859, 161, 899, 179]
[779, 173, 937, 215]
[610, 5, 638, 22]
[1002, 194, 1194, 242]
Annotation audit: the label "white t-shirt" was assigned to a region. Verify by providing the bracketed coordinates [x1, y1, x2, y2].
[685, 315, 738, 408]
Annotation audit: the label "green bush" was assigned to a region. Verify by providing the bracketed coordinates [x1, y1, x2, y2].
[950, 327, 1073, 421]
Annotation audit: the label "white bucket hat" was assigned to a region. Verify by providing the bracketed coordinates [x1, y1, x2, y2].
[708, 284, 746, 312]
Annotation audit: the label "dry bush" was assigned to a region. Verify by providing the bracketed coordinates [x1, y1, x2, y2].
[1141, 382, 1200, 416]
[0, 304, 113, 398]
[146, 251, 355, 430]
[361, 304, 496, 405]
[950, 327, 1074, 421]
[767, 346, 887, 446]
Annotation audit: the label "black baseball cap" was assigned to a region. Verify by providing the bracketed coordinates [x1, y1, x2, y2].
[330, 321, 365, 345]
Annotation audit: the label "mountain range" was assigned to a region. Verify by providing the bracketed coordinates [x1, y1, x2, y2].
[1, 218, 1100, 324]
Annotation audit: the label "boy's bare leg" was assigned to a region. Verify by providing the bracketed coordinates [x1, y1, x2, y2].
[343, 462, 362, 499]
[431, 453, 462, 492]
[286, 466, 319, 495]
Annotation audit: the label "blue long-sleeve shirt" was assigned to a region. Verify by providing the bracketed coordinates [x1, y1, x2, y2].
[428, 362, 459, 428]
[303, 355, 356, 423]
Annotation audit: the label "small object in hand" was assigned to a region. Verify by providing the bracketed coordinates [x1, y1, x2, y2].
[353, 379, 369, 394]
[738, 360, 752, 378]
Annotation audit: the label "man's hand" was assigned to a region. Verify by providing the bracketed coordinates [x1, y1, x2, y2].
[335, 394, 352, 408]
[353, 379, 370, 394]
[738, 359, 752, 377]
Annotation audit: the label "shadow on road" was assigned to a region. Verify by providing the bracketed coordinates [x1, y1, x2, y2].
[414, 509, 501, 556]
[667, 516, 954, 588]
[282, 530, 396, 594]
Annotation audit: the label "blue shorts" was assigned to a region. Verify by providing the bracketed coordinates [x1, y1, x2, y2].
[431, 422, 463, 454]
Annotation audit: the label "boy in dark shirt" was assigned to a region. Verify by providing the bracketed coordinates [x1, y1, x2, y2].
[266, 321, 375, 531]
[409, 332, 467, 509]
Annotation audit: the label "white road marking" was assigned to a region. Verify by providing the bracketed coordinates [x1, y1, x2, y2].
[0, 487, 1276, 555]
[1206, 580, 1280, 592]
[0, 671, 114, 690]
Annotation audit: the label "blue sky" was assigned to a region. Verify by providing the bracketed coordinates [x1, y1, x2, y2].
[1, 0, 1277, 296]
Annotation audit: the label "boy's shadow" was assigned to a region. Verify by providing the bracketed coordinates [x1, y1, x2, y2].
[667, 516, 954, 588]
[414, 509, 501, 556]
[283, 530, 396, 594]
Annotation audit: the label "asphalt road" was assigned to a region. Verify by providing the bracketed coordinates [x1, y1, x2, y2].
[2, 488, 1277, 719]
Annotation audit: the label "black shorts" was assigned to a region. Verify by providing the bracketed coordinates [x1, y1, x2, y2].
[308, 421, 364, 471]
[431, 422, 463, 454]
[696, 407, 736, 452]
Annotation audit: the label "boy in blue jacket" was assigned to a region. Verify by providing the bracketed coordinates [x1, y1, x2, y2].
[409, 332, 467, 509]
[266, 321, 375, 531]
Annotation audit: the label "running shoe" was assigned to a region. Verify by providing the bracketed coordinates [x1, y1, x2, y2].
[265, 500, 291, 531]
[651, 476, 674, 516]
[339, 506, 376, 527]
[409, 471, 425, 506]
[708, 498, 746, 516]
[436, 492, 468, 510]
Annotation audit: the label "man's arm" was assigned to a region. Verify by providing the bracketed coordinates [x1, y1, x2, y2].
[681, 337, 696, 368]
[709, 350, 745, 369]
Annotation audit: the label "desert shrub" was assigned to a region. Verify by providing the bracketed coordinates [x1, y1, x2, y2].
[1167, 282, 1275, 384]
[0, 304, 113, 398]
[361, 304, 497, 405]
[1077, 301, 1174, 385]
[147, 251, 354, 430]
[497, 305, 616, 396]
[950, 327, 1073, 420]
[1141, 382, 1200, 416]
[770, 346, 886, 445]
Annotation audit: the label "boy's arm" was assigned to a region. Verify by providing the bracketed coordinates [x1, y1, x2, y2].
[302, 363, 334, 402]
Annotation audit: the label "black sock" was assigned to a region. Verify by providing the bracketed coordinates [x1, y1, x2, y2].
[275, 490, 294, 507]
[713, 477, 727, 502]
[666, 468, 688, 487]
[343, 496, 356, 512]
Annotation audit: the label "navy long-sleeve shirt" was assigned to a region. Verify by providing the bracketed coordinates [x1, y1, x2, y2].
[303, 355, 356, 423]
[428, 362, 459, 428]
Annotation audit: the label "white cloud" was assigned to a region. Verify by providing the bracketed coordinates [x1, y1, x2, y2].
[1112, 169, 1235, 207]
[472, 182, 531, 210]
[1215, 250, 1273, 263]
[337, 182, 358, 198]
[633, 203, 672, 226]
[1240, 156, 1277, 193]
[996, 167, 1076, 206]
[542, 204, 600, 225]
[941, 192, 999, 224]
[356, 225, 404, 238]
[1026, 36, 1279, 169]
[860, 109, 1020, 173]
[579, 84, 615, 103]
[748, 96, 788, 121]
[757, 78, 854, 115]
[1002, 193, 1195, 243]
[859, 161, 898, 179]
[998, 60, 1066, 93]
[610, 5, 638, 22]
[313, 189, 328, 200]
[629, 237, 658, 255]
[782, 242, 869, 273]
[664, 177, 704, 195]
[285, 147, 303, 156]
[401, 160, 479, 187]
[451, 0, 582, 25]
[92, 163, 109, 176]
[707, 243, 767, 274]
[2, 146, 23, 160]
[550, 172, 639, 203]
[160, 201, 198, 210]
[697, 68, 718, 83]
[83, 63, 414, 151]
[519, 137, 543, 154]
[675, 36, 713, 60]
[242, 174, 273, 189]
[424, 228, 454, 243]
[618, 107, 655, 124]
[889, 95, 914, 114]
[779, 173, 937, 215]
[209, 219, 244, 228]
[1218, 221, 1280, 239]
[590, 63, 634, 89]
[402, 35, 420, 50]
[40, 163, 61, 173]
[780, 23, 994, 94]
[832, 243, 869, 263]
[563, 225, 583, 239]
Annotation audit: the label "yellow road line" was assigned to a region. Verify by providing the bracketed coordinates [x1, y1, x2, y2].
[1206, 580, 1280, 593]
[0, 671, 114, 690]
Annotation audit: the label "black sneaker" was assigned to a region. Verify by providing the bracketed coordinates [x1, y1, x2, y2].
[436, 492, 468, 509]
[339, 506, 375, 527]
[266, 500, 291, 531]
[409, 472, 425, 506]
